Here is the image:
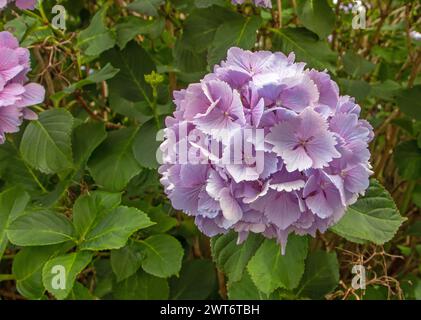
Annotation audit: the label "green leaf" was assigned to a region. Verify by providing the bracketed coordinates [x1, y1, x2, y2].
[8, 211, 75, 246]
[113, 270, 169, 299]
[406, 221, 421, 237]
[88, 127, 142, 191]
[296, 251, 339, 299]
[101, 42, 155, 102]
[331, 179, 405, 244]
[72, 122, 107, 167]
[12, 244, 71, 299]
[20, 109, 74, 174]
[342, 51, 375, 78]
[208, 15, 262, 67]
[143, 206, 177, 235]
[228, 271, 274, 300]
[0, 187, 30, 260]
[73, 191, 122, 240]
[67, 282, 95, 300]
[247, 235, 308, 294]
[182, 6, 238, 51]
[42, 251, 93, 300]
[116, 16, 165, 49]
[111, 240, 144, 282]
[170, 259, 216, 300]
[138, 234, 184, 278]
[127, 0, 164, 17]
[272, 27, 337, 72]
[211, 232, 263, 282]
[77, 7, 116, 57]
[79, 206, 154, 251]
[132, 120, 160, 169]
[396, 85, 421, 120]
[394, 140, 421, 180]
[296, 0, 335, 39]
[63, 64, 120, 95]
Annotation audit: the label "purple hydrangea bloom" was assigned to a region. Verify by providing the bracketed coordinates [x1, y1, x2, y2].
[231, 0, 272, 9]
[159, 47, 374, 254]
[0, 31, 45, 143]
[0, 0, 37, 10]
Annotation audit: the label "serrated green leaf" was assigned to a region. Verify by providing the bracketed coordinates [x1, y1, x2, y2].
[7, 211, 76, 246]
[137, 234, 183, 278]
[247, 235, 308, 294]
[127, 0, 164, 17]
[72, 122, 107, 167]
[79, 206, 154, 251]
[20, 109, 74, 174]
[73, 191, 121, 240]
[42, 251, 93, 300]
[331, 179, 405, 244]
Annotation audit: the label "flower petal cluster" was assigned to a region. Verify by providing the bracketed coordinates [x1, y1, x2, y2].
[0, 31, 45, 143]
[159, 47, 373, 253]
[231, 0, 272, 8]
[0, 0, 37, 10]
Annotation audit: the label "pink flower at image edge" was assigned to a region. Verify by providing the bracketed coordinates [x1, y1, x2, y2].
[0, 31, 45, 143]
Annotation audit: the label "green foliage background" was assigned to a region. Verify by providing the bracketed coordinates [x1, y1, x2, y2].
[0, 0, 420, 300]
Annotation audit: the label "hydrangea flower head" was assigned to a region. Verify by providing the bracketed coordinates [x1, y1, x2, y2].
[0, 0, 37, 10]
[159, 47, 373, 253]
[231, 0, 272, 8]
[0, 31, 45, 143]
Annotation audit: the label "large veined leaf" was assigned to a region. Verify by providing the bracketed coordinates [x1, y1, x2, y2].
[12, 244, 72, 299]
[211, 232, 264, 282]
[296, 0, 335, 39]
[331, 179, 405, 244]
[170, 260, 216, 300]
[101, 42, 155, 102]
[0, 187, 30, 260]
[77, 6, 116, 57]
[79, 206, 154, 251]
[88, 127, 142, 192]
[272, 27, 337, 72]
[7, 210, 76, 246]
[247, 235, 308, 294]
[296, 251, 339, 299]
[113, 270, 169, 300]
[72, 191, 121, 240]
[208, 15, 262, 66]
[20, 109, 74, 174]
[42, 251, 93, 300]
[137, 234, 184, 278]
